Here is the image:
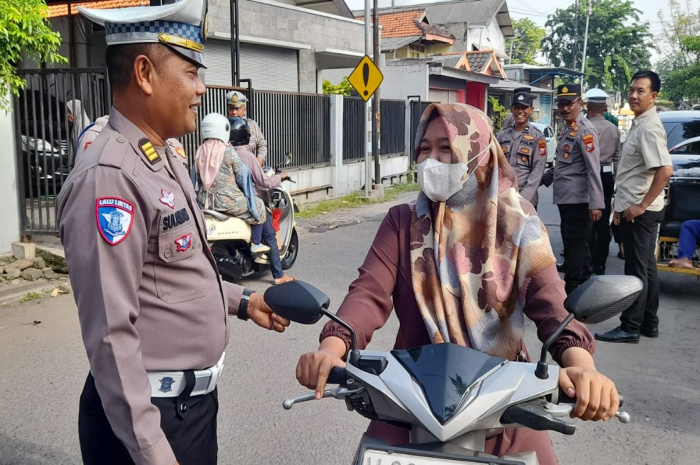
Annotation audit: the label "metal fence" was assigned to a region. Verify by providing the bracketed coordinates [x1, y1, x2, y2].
[180, 87, 331, 169]
[342, 97, 365, 161]
[409, 100, 433, 158]
[380, 99, 406, 155]
[13, 68, 110, 235]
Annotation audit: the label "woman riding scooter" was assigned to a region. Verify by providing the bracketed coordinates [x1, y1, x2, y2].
[228, 117, 295, 285]
[195, 113, 269, 254]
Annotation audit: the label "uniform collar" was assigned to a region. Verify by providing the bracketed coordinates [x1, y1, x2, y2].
[108, 107, 166, 172]
[632, 105, 657, 126]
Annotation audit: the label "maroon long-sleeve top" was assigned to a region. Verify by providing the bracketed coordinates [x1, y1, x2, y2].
[320, 204, 595, 464]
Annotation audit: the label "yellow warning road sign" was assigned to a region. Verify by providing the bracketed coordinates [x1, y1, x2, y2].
[348, 55, 383, 102]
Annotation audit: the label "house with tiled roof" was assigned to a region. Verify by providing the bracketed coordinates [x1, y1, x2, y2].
[28, 0, 367, 94]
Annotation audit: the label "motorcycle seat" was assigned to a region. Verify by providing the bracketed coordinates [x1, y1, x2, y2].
[202, 209, 230, 221]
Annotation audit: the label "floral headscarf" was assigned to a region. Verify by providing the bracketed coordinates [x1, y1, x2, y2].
[410, 103, 556, 359]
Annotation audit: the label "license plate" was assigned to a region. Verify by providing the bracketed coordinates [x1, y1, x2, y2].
[362, 449, 486, 464]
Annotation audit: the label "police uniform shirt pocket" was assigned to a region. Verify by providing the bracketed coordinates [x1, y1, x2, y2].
[154, 210, 210, 304]
[557, 140, 575, 164]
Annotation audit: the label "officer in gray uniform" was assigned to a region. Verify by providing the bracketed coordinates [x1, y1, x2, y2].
[552, 83, 605, 294]
[496, 87, 548, 208]
[56, 1, 289, 464]
[226, 90, 268, 165]
[584, 89, 621, 275]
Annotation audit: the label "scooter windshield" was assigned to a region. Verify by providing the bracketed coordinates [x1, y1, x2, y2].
[392, 344, 506, 424]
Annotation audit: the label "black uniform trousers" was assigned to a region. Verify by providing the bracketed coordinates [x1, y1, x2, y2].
[79, 372, 218, 465]
[558, 203, 592, 295]
[588, 171, 615, 271]
[619, 209, 664, 334]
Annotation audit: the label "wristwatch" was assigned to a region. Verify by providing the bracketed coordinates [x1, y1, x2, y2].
[237, 289, 255, 321]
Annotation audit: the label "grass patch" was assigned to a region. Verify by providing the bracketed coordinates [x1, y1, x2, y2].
[296, 182, 420, 219]
[20, 292, 43, 303]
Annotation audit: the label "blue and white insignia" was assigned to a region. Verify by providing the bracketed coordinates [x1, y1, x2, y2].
[175, 233, 192, 252]
[95, 197, 135, 246]
[159, 189, 175, 209]
[159, 376, 176, 393]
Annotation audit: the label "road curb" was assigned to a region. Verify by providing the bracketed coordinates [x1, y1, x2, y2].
[0, 279, 71, 306]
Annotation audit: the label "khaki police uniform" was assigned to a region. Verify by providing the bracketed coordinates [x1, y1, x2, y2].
[58, 109, 245, 465]
[587, 115, 621, 273]
[553, 112, 604, 294]
[496, 123, 548, 208]
[247, 118, 268, 162]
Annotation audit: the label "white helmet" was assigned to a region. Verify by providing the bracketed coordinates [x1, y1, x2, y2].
[200, 113, 230, 143]
[583, 88, 609, 104]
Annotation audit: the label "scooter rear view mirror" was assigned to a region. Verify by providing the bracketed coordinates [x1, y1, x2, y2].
[264, 281, 329, 324]
[564, 275, 643, 324]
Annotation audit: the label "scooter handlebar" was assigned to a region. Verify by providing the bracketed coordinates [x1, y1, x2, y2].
[327, 366, 347, 385]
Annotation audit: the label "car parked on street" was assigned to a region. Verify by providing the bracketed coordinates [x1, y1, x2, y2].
[659, 110, 700, 149]
[531, 122, 557, 166]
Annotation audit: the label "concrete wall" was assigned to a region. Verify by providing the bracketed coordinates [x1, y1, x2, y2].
[380, 63, 429, 100]
[208, 0, 366, 93]
[0, 105, 21, 253]
[450, 22, 506, 54]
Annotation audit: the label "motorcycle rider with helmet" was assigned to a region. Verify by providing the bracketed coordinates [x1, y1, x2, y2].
[195, 113, 270, 254]
[229, 116, 295, 285]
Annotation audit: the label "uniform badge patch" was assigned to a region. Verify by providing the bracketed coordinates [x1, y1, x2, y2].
[96, 197, 135, 246]
[523, 134, 535, 141]
[159, 189, 175, 209]
[538, 139, 547, 156]
[521, 155, 528, 162]
[569, 131, 578, 137]
[563, 152, 570, 159]
[563, 144, 571, 152]
[582, 134, 595, 153]
[84, 141, 92, 150]
[176, 146, 187, 159]
[501, 145, 509, 153]
[139, 138, 160, 165]
[518, 146, 531, 155]
[175, 233, 192, 252]
[159, 376, 175, 393]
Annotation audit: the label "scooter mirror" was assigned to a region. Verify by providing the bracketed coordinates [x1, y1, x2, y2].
[263, 280, 329, 324]
[564, 275, 643, 324]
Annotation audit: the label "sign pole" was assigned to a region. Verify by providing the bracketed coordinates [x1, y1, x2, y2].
[364, 0, 370, 197]
[372, 0, 381, 191]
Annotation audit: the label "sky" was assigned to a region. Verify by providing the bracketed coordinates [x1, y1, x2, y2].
[343, 0, 700, 64]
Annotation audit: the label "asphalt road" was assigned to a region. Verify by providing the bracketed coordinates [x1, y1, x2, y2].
[1, 186, 699, 465]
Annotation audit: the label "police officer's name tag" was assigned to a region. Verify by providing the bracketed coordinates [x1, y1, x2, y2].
[96, 197, 135, 245]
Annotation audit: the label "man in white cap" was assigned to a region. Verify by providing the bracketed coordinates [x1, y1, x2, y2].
[584, 88, 621, 276]
[55, 0, 289, 463]
[225, 90, 268, 165]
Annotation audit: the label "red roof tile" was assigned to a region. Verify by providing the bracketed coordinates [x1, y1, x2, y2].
[357, 9, 425, 38]
[48, 0, 147, 18]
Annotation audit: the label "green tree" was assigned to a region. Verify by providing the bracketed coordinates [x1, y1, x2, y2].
[322, 77, 353, 96]
[656, 0, 700, 104]
[0, 0, 66, 111]
[506, 18, 545, 65]
[541, 0, 653, 93]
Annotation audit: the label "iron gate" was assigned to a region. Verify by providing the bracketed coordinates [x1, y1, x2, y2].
[13, 68, 110, 235]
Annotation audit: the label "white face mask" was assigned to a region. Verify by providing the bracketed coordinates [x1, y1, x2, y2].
[417, 144, 491, 202]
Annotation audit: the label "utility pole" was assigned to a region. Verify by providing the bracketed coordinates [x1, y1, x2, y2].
[363, 0, 370, 198]
[580, 0, 592, 74]
[573, 0, 579, 70]
[372, 0, 381, 190]
[230, 0, 240, 86]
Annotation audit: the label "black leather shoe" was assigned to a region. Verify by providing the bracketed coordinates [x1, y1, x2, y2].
[556, 262, 565, 272]
[640, 326, 659, 338]
[594, 326, 640, 343]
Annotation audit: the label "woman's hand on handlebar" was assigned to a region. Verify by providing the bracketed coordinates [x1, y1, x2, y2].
[559, 366, 620, 421]
[296, 336, 346, 399]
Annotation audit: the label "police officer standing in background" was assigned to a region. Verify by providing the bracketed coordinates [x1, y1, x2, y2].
[225, 90, 268, 166]
[56, 0, 289, 464]
[496, 87, 548, 208]
[552, 84, 604, 295]
[584, 88, 621, 276]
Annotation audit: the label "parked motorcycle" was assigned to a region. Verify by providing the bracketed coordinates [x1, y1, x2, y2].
[203, 155, 298, 281]
[265, 275, 642, 465]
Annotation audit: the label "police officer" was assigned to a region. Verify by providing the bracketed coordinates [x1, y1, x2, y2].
[496, 87, 548, 208]
[552, 83, 605, 294]
[56, 1, 289, 464]
[225, 90, 268, 166]
[584, 88, 621, 275]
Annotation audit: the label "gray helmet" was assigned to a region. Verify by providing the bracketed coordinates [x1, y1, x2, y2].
[228, 117, 250, 146]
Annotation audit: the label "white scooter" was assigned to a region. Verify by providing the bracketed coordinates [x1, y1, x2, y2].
[265, 275, 641, 465]
[203, 160, 298, 282]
